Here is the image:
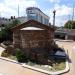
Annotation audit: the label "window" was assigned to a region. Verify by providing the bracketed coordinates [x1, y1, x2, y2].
[39, 15, 43, 23]
[28, 13, 37, 20]
[40, 16, 43, 23]
[44, 18, 49, 25]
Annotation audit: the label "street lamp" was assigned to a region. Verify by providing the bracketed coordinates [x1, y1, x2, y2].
[53, 10, 56, 26]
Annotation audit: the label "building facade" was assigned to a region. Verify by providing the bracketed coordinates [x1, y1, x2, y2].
[54, 29, 75, 41]
[26, 7, 50, 25]
[16, 16, 27, 24]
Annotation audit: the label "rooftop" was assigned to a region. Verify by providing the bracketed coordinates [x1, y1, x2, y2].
[26, 7, 49, 18]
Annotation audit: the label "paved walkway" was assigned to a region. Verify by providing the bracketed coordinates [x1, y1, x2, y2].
[0, 58, 47, 75]
[0, 47, 46, 75]
[56, 40, 75, 75]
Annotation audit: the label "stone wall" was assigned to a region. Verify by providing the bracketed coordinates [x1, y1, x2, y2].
[13, 30, 21, 48]
[21, 30, 52, 48]
[12, 20, 54, 63]
[13, 29, 54, 60]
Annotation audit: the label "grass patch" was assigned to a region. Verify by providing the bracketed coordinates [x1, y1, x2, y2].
[52, 61, 66, 71]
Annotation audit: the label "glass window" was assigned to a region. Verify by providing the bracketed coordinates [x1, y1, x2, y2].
[39, 15, 43, 23]
[28, 13, 37, 20]
[40, 16, 43, 23]
[44, 18, 49, 25]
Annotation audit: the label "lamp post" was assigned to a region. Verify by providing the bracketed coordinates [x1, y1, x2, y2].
[53, 10, 56, 26]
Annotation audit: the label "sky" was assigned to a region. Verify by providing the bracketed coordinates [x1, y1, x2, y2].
[0, 0, 75, 26]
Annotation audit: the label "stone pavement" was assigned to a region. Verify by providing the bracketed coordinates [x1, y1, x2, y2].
[56, 40, 75, 75]
[0, 58, 46, 75]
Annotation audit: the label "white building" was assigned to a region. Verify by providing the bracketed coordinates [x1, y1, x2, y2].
[26, 7, 50, 25]
[16, 16, 27, 24]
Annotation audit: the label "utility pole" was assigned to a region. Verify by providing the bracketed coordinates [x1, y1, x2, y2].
[18, 4, 19, 17]
[68, 15, 71, 21]
[68, 15, 71, 29]
[71, 5, 74, 29]
[72, 5, 74, 21]
[53, 10, 56, 26]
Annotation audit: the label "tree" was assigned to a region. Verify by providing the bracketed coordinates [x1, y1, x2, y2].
[5, 19, 21, 29]
[0, 19, 21, 42]
[64, 20, 75, 29]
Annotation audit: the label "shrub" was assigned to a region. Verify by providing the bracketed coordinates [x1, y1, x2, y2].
[5, 46, 15, 55]
[3, 41, 12, 46]
[1, 50, 10, 57]
[16, 49, 28, 63]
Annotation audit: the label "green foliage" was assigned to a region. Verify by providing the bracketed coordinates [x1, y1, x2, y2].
[0, 29, 10, 41]
[16, 49, 28, 63]
[0, 19, 21, 42]
[1, 49, 17, 60]
[1, 50, 10, 57]
[64, 20, 75, 29]
[3, 41, 12, 46]
[5, 19, 21, 29]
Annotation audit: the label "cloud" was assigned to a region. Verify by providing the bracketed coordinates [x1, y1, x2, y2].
[54, 4, 72, 16]
[48, 4, 73, 26]
[0, 0, 37, 18]
[0, 0, 74, 27]
[46, 0, 60, 3]
[50, 0, 60, 3]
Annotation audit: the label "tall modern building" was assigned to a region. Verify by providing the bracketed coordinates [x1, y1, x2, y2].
[26, 7, 50, 25]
